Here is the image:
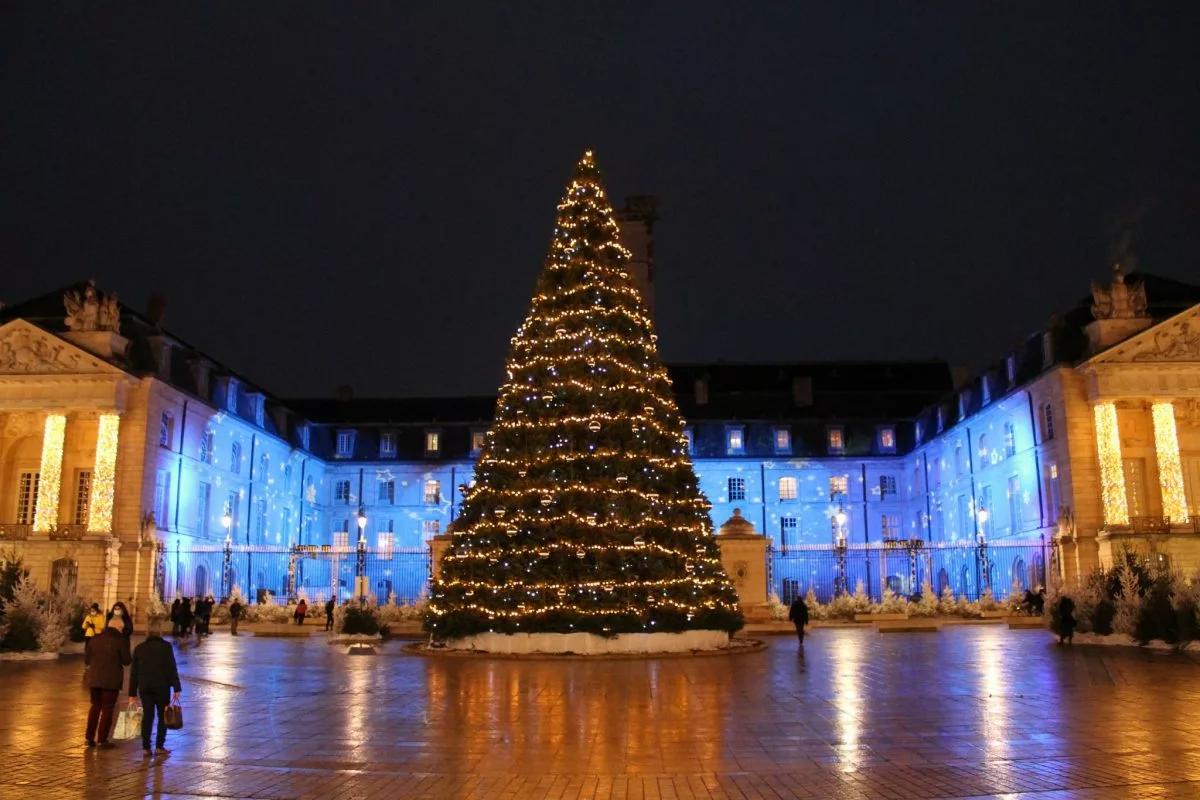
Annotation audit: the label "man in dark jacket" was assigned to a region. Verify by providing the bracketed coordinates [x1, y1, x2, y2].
[84, 617, 132, 747]
[229, 597, 243, 636]
[130, 620, 182, 756]
[788, 595, 810, 645]
[325, 595, 336, 632]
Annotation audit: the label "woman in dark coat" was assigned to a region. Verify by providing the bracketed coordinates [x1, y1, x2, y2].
[106, 601, 135, 640]
[1054, 596, 1076, 645]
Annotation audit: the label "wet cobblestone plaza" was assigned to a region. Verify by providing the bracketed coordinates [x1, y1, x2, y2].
[3, 626, 1200, 799]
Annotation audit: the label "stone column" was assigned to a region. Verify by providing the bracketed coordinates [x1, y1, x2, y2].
[715, 509, 770, 622]
[1092, 403, 1129, 526]
[1151, 402, 1190, 524]
[32, 414, 67, 533]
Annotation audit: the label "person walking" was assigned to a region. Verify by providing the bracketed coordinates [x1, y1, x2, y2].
[324, 596, 336, 632]
[169, 598, 182, 637]
[177, 598, 194, 642]
[788, 594, 810, 646]
[84, 617, 131, 748]
[129, 619, 182, 757]
[204, 595, 216, 635]
[1054, 595, 1077, 645]
[81, 603, 106, 656]
[229, 596, 243, 636]
[294, 599, 308, 626]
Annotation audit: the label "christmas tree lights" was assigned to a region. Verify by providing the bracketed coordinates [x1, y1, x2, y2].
[426, 151, 743, 639]
[1151, 403, 1189, 523]
[32, 415, 66, 532]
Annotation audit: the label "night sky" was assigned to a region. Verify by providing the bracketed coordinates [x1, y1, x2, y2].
[2, 4, 1198, 399]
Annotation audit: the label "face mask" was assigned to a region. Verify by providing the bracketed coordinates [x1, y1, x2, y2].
[113, 609, 124, 618]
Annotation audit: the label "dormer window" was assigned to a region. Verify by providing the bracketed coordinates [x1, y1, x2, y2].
[336, 430, 355, 458]
[470, 430, 487, 455]
[226, 377, 239, 412]
[424, 430, 441, 457]
[981, 376, 991, 405]
[827, 427, 845, 455]
[682, 426, 694, 455]
[299, 424, 311, 452]
[725, 426, 744, 456]
[936, 408, 945, 433]
[773, 427, 792, 455]
[878, 427, 896, 454]
[915, 422, 924, 444]
[1006, 355, 1016, 382]
[379, 432, 397, 458]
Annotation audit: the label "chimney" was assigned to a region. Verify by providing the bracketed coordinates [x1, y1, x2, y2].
[693, 377, 708, 406]
[791, 376, 813, 407]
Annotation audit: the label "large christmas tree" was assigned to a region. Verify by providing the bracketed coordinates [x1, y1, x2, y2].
[425, 152, 743, 640]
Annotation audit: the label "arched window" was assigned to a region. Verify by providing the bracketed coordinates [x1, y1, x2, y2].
[259, 453, 269, 481]
[230, 441, 242, 475]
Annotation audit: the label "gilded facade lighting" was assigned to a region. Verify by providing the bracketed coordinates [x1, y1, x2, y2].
[1152, 402, 1189, 523]
[1093, 403, 1129, 526]
[32, 415, 66, 532]
[87, 413, 120, 533]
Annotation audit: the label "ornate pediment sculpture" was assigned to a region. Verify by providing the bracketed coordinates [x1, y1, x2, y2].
[1131, 320, 1200, 362]
[64, 280, 121, 333]
[1091, 263, 1147, 321]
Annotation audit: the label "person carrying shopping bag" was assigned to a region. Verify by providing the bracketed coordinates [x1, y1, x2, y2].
[129, 619, 182, 757]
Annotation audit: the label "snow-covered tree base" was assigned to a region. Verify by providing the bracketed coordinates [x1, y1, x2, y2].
[442, 629, 730, 655]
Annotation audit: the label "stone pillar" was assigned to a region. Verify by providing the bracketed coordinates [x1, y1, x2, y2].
[1151, 402, 1190, 524]
[86, 413, 120, 534]
[715, 509, 770, 622]
[1093, 403, 1129, 526]
[32, 414, 67, 533]
[102, 536, 122, 611]
[429, 533, 453, 581]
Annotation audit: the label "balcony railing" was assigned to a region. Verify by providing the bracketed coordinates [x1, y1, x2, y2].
[0, 524, 32, 541]
[1130, 516, 1170, 534]
[50, 525, 87, 541]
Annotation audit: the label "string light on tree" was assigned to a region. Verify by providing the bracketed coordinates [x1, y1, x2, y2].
[425, 151, 743, 639]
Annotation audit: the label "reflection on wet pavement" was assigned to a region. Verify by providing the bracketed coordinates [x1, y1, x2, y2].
[2, 626, 1199, 799]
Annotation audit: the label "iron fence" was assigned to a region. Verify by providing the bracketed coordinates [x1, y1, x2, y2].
[770, 538, 1049, 605]
[161, 544, 431, 606]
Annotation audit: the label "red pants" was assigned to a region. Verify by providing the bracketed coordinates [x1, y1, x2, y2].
[86, 688, 120, 743]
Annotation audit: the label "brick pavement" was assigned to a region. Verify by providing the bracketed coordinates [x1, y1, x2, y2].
[1, 626, 1199, 799]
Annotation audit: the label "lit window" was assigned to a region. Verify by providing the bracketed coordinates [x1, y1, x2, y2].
[333, 529, 349, 550]
[1049, 464, 1058, 479]
[780, 516, 797, 547]
[827, 428, 844, 454]
[199, 430, 214, 463]
[334, 480, 352, 505]
[774, 427, 791, 454]
[74, 471, 92, 526]
[726, 426, 744, 455]
[879, 475, 897, 497]
[425, 431, 441, 456]
[470, 430, 487, 454]
[380, 433, 397, 458]
[727, 477, 746, 501]
[424, 480, 441, 505]
[422, 520, 441, 540]
[336, 431, 355, 458]
[829, 474, 848, 499]
[159, 413, 172, 448]
[882, 514, 900, 539]
[230, 441, 242, 475]
[377, 479, 395, 504]
[879, 427, 896, 453]
[377, 528, 394, 559]
[682, 427, 694, 455]
[779, 476, 798, 501]
[977, 434, 989, 463]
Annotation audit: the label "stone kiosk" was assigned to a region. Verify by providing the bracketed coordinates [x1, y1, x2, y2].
[715, 509, 770, 622]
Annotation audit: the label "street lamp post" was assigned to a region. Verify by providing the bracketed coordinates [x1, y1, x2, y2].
[355, 507, 368, 602]
[976, 508, 991, 595]
[833, 507, 848, 597]
[221, 507, 233, 600]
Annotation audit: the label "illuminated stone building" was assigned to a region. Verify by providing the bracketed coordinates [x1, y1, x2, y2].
[1, 261, 1198, 615]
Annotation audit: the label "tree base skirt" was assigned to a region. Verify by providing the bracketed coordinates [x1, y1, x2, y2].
[443, 629, 730, 655]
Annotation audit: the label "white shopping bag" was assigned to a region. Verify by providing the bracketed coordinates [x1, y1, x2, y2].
[111, 708, 142, 741]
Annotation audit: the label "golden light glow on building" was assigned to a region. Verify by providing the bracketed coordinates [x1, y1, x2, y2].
[86, 413, 120, 533]
[32, 414, 66, 532]
[1152, 402, 1189, 523]
[1093, 403, 1129, 526]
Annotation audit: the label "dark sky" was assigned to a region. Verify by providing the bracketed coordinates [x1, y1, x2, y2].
[3, 4, 1198, 398]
